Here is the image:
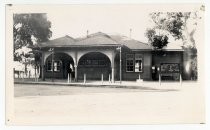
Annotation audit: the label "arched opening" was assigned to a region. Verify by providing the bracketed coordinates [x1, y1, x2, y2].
[45, 53, 74, 79]
[78, 52, 111, 80]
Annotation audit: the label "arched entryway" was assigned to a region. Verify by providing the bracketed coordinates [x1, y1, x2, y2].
[45, 53, 74, 79]
[77, 52, 111, 80]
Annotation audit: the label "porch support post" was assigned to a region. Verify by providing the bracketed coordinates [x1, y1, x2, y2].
[41, 52, 45, 81]
[111, 51, 115, 83]
[74, 51, 78, 82]
[74, 65, 78, 82]
[111, 67, 114, 83]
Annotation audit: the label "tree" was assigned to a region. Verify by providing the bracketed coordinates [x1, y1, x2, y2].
[145, 28, 169, 49]
[13, 13, 52, 61]
[13, 13, 52, 78]
[146, 11, 202, 49]
[145, 10, 203, 80]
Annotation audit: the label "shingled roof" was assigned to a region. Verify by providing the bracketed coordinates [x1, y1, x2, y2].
[75, 32, 119, 46]
[39, 35, 76, 47]
[38, 32, 156, 50]
[109, 35, 152, 50]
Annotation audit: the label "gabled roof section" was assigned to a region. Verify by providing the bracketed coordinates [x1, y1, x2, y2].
[75, 32, 119, 46]
[109, 35, 152, 50]
[37, 32, 182, 51]
[39, 35, 76, 47]
[88, 32, 111, 38]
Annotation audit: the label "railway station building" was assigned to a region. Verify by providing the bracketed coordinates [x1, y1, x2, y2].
[37, 32, 194, 82]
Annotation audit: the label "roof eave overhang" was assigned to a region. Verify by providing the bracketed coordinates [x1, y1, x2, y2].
[38, 44, 121, 48]
[130, 49, 152, 51]
[156, 49, 184, 51]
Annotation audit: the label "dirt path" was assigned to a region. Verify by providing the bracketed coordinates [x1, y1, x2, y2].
[11, 84, 205, 125]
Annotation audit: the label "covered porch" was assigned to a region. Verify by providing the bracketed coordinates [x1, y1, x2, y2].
[38, 33, 122, 82]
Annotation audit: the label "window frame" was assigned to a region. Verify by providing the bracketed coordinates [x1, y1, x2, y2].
[126, 53, 144, 73]
[126, 54, 134, 72]
[134, 54, 143, 72]
[79, 59, 107, 67]
[47, 60, 62, 72]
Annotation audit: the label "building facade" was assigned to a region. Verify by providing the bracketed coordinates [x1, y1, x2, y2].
[37, 32, 186, 82]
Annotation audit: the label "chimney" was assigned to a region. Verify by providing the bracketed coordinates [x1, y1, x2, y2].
[87, 30, 89, 38]
[129, 28, 132, 39]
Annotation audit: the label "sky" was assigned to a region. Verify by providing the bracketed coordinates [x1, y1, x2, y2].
[46, 5, 154, 43]
[42, 4, 200, 43]
[11, 4, 203, 47]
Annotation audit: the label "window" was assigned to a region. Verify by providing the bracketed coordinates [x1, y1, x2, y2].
[47, 60, 61, 72]
[126, 54, 134, 72]
[92, 60, 98, 65]
[47, 61, 52, 71]
[80, 59, 106, 66]
[126, 54, 143, 72]
[135, 54, 143, 72]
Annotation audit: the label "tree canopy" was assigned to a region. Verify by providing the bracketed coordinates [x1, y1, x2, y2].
[13, 13, 52, 61]
[145, 28, 169, 49]
[145, 11, 201, 49]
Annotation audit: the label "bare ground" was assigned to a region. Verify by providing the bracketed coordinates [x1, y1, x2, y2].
[11, 83, 205, 125]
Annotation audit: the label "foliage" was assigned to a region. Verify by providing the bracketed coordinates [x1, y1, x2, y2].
[149, 12, 188, 40]
[151, 35, 169, 49]
[145, 28, 169, 49]
[146, 11, 201, 80]
[145, 28, 156, 43]
[13, 13, 52, 61]
[191, 56, 197, 80]
[146, 12, 201, 49]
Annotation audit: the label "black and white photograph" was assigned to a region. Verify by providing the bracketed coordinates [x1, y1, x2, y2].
[5, 4, 205, 125]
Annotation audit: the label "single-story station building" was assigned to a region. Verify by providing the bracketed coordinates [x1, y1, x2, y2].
[36, 32, 195, 82]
